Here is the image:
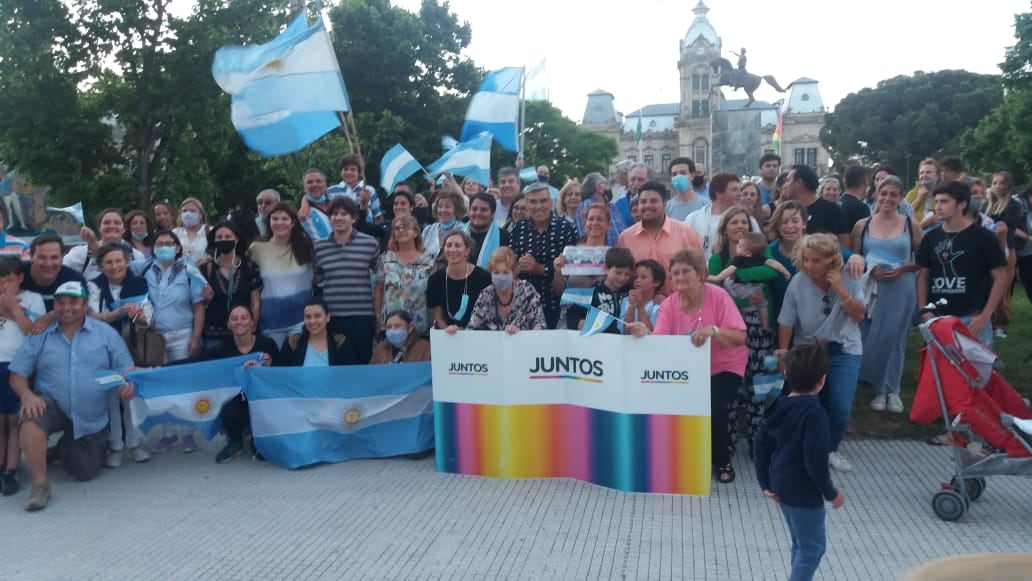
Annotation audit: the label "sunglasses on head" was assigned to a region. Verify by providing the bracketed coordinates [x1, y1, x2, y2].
[822, 294, 832, 315]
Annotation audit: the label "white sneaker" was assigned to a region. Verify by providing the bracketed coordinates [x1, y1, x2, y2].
[994, 328, 1008, 339]
[886, 394, 904, 414]
[105, 449, 123, 468]
[128, 447, 151, 463]
[829, 451, 854, 472]
[181, 434, 197, 454]
[870, 394, 887, 412]
[152, 435, 179, 454]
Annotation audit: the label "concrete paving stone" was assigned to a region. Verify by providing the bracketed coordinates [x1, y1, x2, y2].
[1, 439, 1030, 580]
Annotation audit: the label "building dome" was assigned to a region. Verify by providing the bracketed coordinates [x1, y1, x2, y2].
[681, 1, 721, 51]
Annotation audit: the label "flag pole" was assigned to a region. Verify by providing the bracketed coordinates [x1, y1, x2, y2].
[336, 112, 354, 153]
[517, 65, 526, 165]
[347, 111, 363, 158]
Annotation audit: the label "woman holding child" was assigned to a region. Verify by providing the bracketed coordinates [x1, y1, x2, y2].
[627, 249, 747, 484]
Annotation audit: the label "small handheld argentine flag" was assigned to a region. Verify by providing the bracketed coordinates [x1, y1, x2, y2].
[94, 369, 128, 389]
[752, 373, 785, 402]
[184, 261, 210, 289]
[580, 306, 620, 337]
[300, 207, 333, 241]
[45, 202, 85, 224]
[110, 294, 148, 311]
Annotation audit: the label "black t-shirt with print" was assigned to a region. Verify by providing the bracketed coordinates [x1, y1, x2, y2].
[805, 198, 850, 236]
[916, 221, 1006, 316]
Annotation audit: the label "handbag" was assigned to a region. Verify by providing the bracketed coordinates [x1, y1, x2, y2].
[122, 320, 165, 367]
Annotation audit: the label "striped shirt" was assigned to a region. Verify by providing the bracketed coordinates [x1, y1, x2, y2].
[314, 230, 379, 318]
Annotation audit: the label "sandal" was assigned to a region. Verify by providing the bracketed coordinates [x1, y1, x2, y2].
[926, 434, 951, 446]
[716, 464, 736, 484]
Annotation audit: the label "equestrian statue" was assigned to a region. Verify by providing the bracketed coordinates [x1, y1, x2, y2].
[711, 48, 785, 106]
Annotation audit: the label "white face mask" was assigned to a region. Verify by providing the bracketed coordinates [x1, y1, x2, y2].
[180, 210, 200, 228]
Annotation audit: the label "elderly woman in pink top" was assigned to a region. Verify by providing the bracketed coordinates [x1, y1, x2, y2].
[627, 248, 747, 484]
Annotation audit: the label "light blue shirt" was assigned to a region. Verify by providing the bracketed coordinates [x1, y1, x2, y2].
[10, 317, 134, 438]
[304, 344, 329, 367]
[131, 258, 205, 332]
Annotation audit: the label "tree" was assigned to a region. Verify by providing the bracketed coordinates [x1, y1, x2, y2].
[511, 101, 618, 181]
[820, 70, 1003, 180]
[962, 10, 1032, 183]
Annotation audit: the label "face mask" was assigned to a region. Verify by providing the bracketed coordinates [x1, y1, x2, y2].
[306, 194, 327, 205]
[538, 174, 549, 183]
[692, 176, 707, 189]
[440, 218, 458, 230]
[492, 273, 514, 291]
[131, 232, 148, 241]
[671, 175, 691, 193]
[214, 240, 236, 255]
[969, 197, 986, 213]
[154, 246, 177, 263]
[385, 329, 409, 347]
[180, 211, 200, 228]
[602, 189, 613, 203]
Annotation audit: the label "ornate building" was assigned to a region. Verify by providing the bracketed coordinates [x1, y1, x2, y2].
[581, 0, 829, 178]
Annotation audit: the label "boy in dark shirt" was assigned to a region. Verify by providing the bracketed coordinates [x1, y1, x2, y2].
[755, 343, 846, 581]
[569, 247, 634, 334]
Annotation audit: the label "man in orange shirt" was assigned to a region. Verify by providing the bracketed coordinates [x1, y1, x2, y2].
[617, 181, 703, 293]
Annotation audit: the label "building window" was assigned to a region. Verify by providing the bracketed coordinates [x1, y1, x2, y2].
[793, 148, 805, 165]
[691, 99, 709, 118]
[806, 148, 818, 167]
[693, 139, 708, 168]
[644, 154, 654, 170]
[627, 155, 637, 163]
[661, 154, 671, 174]
[700, 75, 708, 91]
[692, 75, 701, 90]
[692, 72, 709, 92]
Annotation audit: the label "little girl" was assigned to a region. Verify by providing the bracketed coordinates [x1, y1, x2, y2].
[622, 260, 665, 332]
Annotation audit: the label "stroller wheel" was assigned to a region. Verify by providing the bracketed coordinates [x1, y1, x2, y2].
[932, 489, 967, 521]
[949, 477, 987, 502]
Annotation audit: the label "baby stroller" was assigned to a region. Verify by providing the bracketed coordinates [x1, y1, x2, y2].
[910, 301, 1032, 521]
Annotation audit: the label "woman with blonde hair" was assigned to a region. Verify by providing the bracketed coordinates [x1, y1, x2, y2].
[375, 215, 435, 336]
[556, 179, 583, 225]
[738, 180, 770, 224]
[421, 190, 468, 259]
[986, 171, 1024, 339]
[777, 233, 866, 473]
[465, 247, 546, 333]
[173, 197, 210, 266]
[818, 175, 843, 203]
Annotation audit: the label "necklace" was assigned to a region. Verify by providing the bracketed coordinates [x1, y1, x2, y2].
[497, 289, 514, 307]
[677, 290, 705, 336]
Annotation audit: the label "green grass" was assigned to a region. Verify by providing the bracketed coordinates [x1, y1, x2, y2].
[846, 296, 1032, 441]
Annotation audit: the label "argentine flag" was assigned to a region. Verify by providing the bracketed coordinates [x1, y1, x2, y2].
[426, 132, 492, 187]
[241, 363, 434, 469]
[560, 287, 593, 308]
[579, 306, 622, 336]
[128, 355, 259, 439]
[460, 67, 522, 152]
[300, 207, 333, 241]
[752, 373, 785, 401]
[380, 144, 423, 192]
[212, 14, 350, 157]
[46, 202, 84, 224]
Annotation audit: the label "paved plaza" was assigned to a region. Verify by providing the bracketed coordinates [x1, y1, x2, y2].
[1, 439, 1030, 580]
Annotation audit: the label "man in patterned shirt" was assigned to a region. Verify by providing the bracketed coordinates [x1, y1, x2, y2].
[509, 183, 579, 329]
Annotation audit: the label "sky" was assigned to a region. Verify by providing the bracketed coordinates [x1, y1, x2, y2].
[170, 0, 1027, 122]
[390, 0, 1026, 121]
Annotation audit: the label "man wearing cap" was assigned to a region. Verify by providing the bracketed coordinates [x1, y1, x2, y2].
[9, 281, 135, 512]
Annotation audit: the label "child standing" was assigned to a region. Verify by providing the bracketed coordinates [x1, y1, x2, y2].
[755, 343, 846, 581]
[0, 256, 45, 496]
[569, 247, 634, 334]
[708, 232, 790, 331]
[622, 259, 665, 332]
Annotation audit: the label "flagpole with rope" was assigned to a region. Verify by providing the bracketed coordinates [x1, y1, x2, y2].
[517, 65, 527, 166]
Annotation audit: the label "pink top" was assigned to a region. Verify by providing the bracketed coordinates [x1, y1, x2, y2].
[654, 284, 748, 377]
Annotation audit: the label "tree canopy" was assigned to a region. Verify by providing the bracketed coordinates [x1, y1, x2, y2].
[962, 10, 1032, 184]
[820, 70, 1003, 180]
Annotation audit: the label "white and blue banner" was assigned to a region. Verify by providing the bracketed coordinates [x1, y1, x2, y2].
[240, 363, 434, 469]
[45, 201, 84, 224]
[300, 206, 333, 241]
[128, 354, 259, 439]
[379, 143, 423, 192]
[212, 14, 350, 157]
[460, 66, 522, 152]
[426, 132, 492, 187]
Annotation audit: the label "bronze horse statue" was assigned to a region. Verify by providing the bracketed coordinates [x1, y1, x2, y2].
[710, 58, 785, 106]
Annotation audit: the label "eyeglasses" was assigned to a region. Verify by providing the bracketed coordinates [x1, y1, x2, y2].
[256, 199, 275, 206]
[822, 294, 832, 315]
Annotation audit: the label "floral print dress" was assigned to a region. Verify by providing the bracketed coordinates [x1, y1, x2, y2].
[377, 250, 436, 336]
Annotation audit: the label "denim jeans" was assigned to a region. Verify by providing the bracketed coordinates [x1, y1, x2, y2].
[780, 504, 827, 581]
[958, 315, 994, 349]
[818, 352, 861, 452]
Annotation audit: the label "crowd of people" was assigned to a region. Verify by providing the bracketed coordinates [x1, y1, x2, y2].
[0, 150, 1023, 520]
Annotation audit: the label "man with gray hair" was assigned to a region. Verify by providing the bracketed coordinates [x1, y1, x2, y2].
[255, 189, 281, 238]
[613, 162, 651, 226]
[574, 172, 628, 245]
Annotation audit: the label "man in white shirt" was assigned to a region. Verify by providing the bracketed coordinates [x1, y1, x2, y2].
[685, 172, 759, 257]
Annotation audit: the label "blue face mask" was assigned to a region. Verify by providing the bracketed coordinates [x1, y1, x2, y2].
[671, 175, 691, 193]
[131, 232, 148, 241]
[385, 329, 409, 347]
[154, 246, 177, 263]
[307, 194, 327, 205]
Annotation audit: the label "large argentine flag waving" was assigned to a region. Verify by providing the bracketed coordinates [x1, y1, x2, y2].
[212, 14, 350, 157]
[460, 67, 522, 152]
[241, 363, 434, 469]
[128, 355, 259, 439]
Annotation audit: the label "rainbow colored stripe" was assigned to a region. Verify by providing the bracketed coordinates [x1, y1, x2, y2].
[434, 402, 711, 495]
